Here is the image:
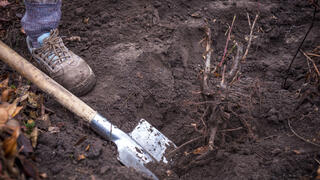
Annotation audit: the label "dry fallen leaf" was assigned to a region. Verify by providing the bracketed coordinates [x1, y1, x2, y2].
[192, 146, 209, 155]
[29, 111, 37, 119]
[40, 173, 48, 179]
[28, 92, 41, 108]
[0, 103, 9, 125]
[15, 85, 30, 97]
[292, 150, 301, 155]
[1, 88, 14, 102]
[66, 36, 81, 42]
[11, 106, 23, 118]
[48, 126, 60, 133]
[3, 127, 20, 157]
[136, 72, 143, 79]
[191, 123, 197, 127]
[20, 27, 26, 34]
[191, 11, 201, 18]
[0, 99, 21, 125]
[0, 76, 9, 88]
[77, 154, 86, 161]
[85, 144, 90, 151]
[166, 170, 173, 176]
[7, 99, 19, 117]
[184, 151, 190, 156]
[83, 17, 89, 24]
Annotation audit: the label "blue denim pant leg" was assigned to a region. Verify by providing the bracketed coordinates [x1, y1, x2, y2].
[21, 0, 62, 47]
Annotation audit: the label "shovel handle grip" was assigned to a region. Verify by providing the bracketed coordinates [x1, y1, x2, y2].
[0, 40, 97, 122]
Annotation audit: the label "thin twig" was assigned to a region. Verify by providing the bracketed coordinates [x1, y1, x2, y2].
[219, 15, 236, 67]
[301, 49, 320, 76]
[242, 14, 259, 61]
[306, 52, 320, 57]
[167, 136, 204, 157]
[288, 119, 320, 148]
[200, 106, 209, 131]
[305, 51, 312, 76]
[246, 12, 252, 27]
[219, 127, 243, 132]
[220, 65, 227, 89]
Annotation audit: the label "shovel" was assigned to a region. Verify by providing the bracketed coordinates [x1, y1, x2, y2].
[0, 40, 176, 179]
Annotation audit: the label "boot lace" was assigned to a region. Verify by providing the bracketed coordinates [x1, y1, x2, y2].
[35, 30, 70, 69]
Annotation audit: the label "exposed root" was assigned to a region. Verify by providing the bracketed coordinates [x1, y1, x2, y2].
[301, 49, 320, 77]
[242, 14, 259, 61]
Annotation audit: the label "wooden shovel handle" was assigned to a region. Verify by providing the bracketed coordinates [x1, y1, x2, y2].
[0, 40, 97, 122]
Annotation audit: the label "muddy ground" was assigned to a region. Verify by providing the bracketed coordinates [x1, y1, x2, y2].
[1, 0, 320, 179]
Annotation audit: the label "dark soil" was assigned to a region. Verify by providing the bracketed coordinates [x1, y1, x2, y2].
[1, 0, 320, 179]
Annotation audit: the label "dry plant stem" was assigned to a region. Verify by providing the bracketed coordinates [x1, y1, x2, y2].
[220, 65, 227, 89]
[288, 119, 320, 148]
[230, 70, 240, 85]
[228, 42, 243, 82]
[219, 15, 236, 67]
[167, 136, 204, 157]
[203, 26, 212, 92]
[246, 12, 252, 27]
[306, 52, 320, 57]
[203, 51, 212, 91]
[208, 126, 218, 150]
[305, 54, 312, 76]
[242, 14, 259, 61]
[219, 127, 243, 132]
[301, 50, 320, 76]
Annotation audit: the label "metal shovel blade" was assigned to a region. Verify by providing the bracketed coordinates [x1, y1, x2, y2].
[130, 119, 176, 163]
[90, 114, 176, 180]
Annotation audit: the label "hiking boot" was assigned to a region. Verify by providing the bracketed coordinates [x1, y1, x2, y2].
[26, 29, 96, 96]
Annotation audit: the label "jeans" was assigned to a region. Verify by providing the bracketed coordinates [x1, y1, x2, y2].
[21, 0, 61, 47]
